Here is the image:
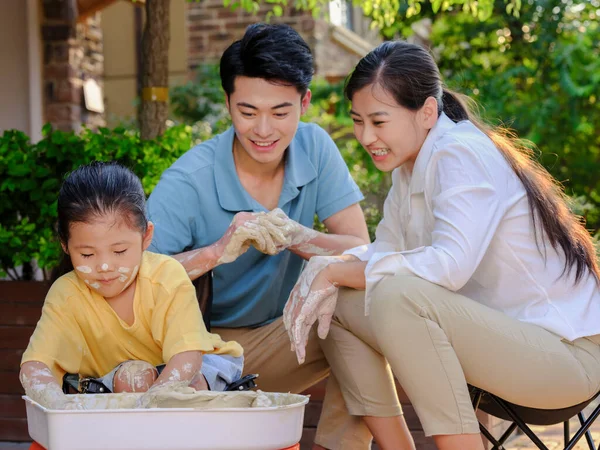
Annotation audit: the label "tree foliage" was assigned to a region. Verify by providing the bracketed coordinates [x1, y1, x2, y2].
[0, 125, 192, 280]
[186, 0, 522, 30]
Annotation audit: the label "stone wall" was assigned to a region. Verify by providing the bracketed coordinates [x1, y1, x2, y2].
[42, 0, 105, 132]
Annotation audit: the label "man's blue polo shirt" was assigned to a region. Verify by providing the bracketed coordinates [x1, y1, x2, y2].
[147, 122, 363, 328]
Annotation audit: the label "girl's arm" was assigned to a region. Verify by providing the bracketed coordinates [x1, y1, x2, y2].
[153, 350, 207, 390]
[19, 361, 83, 409]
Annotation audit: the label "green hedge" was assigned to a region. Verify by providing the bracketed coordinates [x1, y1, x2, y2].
[0, 124, 192, 280]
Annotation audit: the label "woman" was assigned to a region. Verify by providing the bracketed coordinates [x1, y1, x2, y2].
[283, 41, 600, 450]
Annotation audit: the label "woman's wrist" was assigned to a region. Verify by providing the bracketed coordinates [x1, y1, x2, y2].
[326, 260, 367, 290]
[325, 261, 352, 287]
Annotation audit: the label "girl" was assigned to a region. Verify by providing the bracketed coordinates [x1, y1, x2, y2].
[284, 41, 600, 450]
[20, 162, 243, 410]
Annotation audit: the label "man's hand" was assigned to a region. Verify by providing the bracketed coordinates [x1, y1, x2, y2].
[283, 256, 346, 364]
[217, 210, 311, 263]
[263, 208, 320, 252]
[216, 212, 273, 263]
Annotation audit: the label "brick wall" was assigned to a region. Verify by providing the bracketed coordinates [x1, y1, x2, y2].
[186, 0, 373, 80]
[42, 0, 105, 132]
[187, 0, 316, 67]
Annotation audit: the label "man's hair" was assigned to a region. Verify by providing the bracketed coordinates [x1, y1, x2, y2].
[220, 23, 314, 97]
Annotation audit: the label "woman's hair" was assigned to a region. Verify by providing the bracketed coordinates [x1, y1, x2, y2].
[345, 40, 599, 284]
[53, 161, 148, 278]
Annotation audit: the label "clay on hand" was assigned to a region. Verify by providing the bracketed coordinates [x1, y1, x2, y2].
[216, 212, 269, 263]
[218, 209, 328, 264]
[262, 208, 319, 251]
[20, 368, 85, 410]
[283, 255, 346, 364]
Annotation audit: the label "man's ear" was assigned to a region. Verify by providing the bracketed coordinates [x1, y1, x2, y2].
[300, 89, 312, 115]
[421, 96, 438, 130]
[224, 93, 230, 110]
[142, 222, 154, 251]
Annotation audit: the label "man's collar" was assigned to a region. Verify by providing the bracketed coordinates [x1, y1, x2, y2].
[214, 126, 317, 212]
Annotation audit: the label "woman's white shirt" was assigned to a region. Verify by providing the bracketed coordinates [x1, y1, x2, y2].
[345, 113, 600, 341]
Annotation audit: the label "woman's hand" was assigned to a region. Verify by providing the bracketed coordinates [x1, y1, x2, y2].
[283, 256, 350, 364]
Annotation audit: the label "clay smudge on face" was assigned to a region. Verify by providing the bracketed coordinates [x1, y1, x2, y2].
[101, 263, 109, 271]
[117, 267, 131, 282]
[76, 265, 92, 274]
[90, 282, 101, 289]
[118, 265, 139, 294]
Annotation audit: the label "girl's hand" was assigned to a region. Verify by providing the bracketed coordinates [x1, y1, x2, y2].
[283, 256, 347, 364]
[20, 361, 86, 410]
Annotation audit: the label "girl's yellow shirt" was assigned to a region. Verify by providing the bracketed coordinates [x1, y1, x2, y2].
[22, 251, 243, 381]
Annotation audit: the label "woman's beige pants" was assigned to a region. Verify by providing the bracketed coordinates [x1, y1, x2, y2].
[320, 275, 600, 436]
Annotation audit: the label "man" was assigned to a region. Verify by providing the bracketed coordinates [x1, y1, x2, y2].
[147, 23, 374, 449]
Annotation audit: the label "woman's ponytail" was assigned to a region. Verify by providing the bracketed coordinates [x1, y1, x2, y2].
[441, 89, 470, 122]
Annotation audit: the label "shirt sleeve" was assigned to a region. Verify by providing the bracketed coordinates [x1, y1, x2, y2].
[363, 142, 506, 312]
[146, 167, 201, 255]
[313, 127, 364, 220]
[151, 261, 243, 362]
[21, 280, 84, 382]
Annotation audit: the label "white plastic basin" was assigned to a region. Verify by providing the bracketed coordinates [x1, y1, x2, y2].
[23, 391, 309, 450]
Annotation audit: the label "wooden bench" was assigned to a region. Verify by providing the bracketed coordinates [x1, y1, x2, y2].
[0, 281, 50, 442]
[0, 280, 504, 448]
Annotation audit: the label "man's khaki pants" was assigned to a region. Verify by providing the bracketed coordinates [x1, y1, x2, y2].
[214, 317, 384, 449]
[321, 276, 600, 437]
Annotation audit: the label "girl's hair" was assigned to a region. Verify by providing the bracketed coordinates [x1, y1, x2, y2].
[345, 40, 599, 284]
[54, 161, 148, 278]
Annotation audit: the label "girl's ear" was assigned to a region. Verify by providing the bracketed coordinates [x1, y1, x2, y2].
[60, 242, 69, 254]
[421, 96, 439, 130]
[142, 222, 154, 251]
